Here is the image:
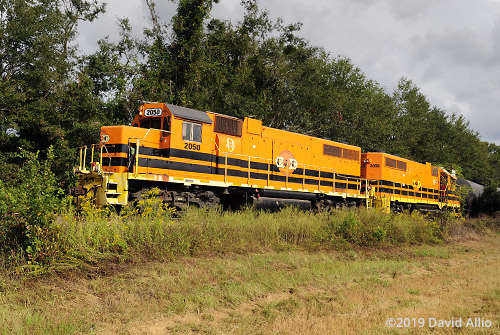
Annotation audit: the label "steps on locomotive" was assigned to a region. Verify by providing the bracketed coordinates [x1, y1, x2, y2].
[105, 182, 121, 199]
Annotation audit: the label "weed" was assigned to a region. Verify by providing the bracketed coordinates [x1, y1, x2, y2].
[407, 288, 421, 295]
[372, 226, 387, 242]
[414, 246, 449, 258]
[1, 235, 500, 334]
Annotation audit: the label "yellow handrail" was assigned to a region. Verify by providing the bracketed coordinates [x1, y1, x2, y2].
[82, 146, 87, 170]
[214, 149, 367, 195]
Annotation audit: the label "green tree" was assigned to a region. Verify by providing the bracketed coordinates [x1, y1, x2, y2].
[391, 77, 435, 160]
[170, 0, 219, 104]
[476, 186, 500, 214]
[192, 0, 398, 150]
[486, 143, 500, 187]
[0, 0, 105, 182]
[132, 0, 174, 104]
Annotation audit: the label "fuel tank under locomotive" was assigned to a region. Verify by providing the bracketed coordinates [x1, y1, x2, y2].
[249, 188, 314, 211]
[250, 196, 312, 211]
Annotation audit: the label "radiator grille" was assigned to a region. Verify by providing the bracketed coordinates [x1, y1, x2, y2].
[214, 116, 242, 136]
[324, 144, 342, 157]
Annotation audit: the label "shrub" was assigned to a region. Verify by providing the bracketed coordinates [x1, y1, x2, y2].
[0, 147, 63, 268]
[338, 211, 361, 243]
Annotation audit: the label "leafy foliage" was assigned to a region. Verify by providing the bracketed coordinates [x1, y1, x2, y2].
[0, 0, 106, 184]
[0, 146, 63, 267]
[474, 186, 500, 214]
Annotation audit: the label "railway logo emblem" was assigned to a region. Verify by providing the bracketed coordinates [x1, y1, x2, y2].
[276, 150, 298, 176]
[226, 138, 235, 152]
[100, 130, 110, 143]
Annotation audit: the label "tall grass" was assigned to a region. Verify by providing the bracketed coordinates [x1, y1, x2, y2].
[41, 195, 463, 274]
[3, 147, 497, 277]
[2, 174, 493, 275]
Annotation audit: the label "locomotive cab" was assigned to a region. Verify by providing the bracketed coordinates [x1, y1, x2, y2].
[123, 103, 213, 175]
[438, 168, 458, 202]
[132, 104, 171, 132]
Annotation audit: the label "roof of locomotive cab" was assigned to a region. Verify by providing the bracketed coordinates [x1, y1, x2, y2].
[165, 103, 213, 124]
[137, 102, 213, 124]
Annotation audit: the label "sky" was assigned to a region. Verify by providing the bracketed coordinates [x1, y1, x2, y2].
[77, 0, 500, 145]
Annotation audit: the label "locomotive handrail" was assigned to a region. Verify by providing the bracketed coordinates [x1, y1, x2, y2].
[79, 146, 86, 171]
[213, 149, 367, 196]
[127, 128, 154, 176]
[114, 135, 370, 199]
[78, 144, 105, 173]
[215, 149, 274, 162]
[333, 170, 336, 193]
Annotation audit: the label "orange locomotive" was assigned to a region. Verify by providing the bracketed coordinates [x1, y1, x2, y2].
[71, 102, 460, 212]
[361, 152, 460, 212]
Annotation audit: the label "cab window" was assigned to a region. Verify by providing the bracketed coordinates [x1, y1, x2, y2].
[182, 121, 202, 142]
[140, 118, 161, 130]
[163, 116, 171, 132]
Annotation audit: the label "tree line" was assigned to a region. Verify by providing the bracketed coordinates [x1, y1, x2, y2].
[1, 0, 499, 189]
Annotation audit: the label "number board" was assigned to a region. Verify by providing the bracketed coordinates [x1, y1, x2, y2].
[184, 142, 201, 151]
[144, 108, 162, 117]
